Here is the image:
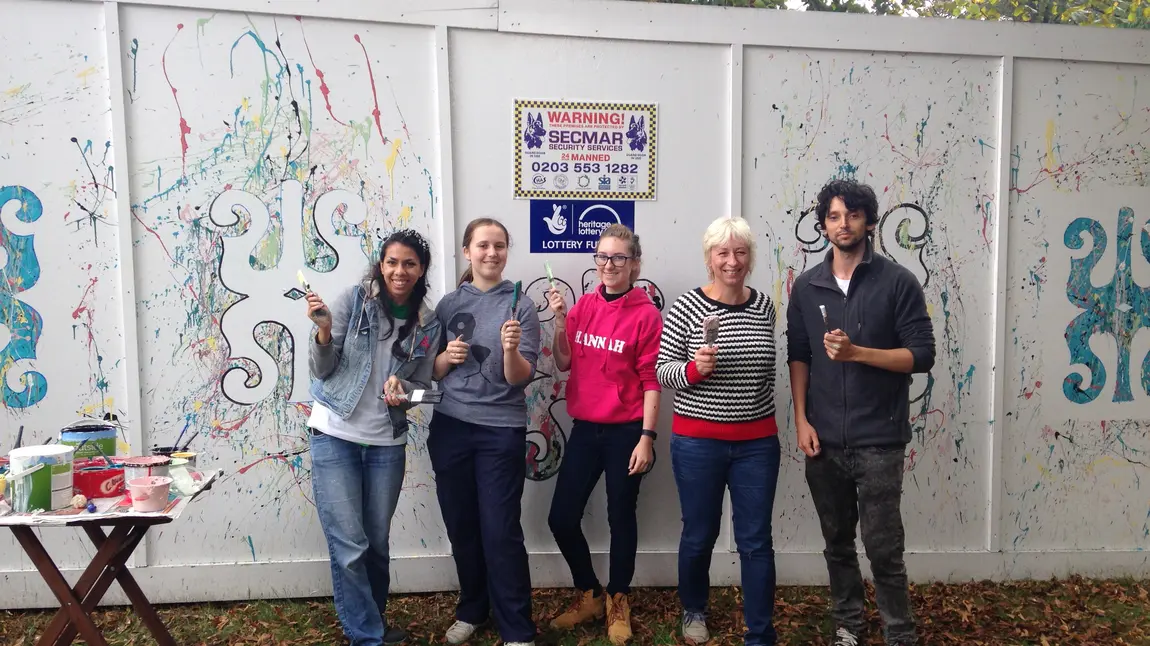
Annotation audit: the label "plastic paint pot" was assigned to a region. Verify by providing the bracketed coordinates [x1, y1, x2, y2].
[170, 451, 197, 467]
[127, 476, 173, 512]
[120, 456, 171, 498]
[8, 445, 75, 512]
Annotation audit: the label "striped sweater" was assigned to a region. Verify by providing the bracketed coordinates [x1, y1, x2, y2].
[655, 287, 778, 440]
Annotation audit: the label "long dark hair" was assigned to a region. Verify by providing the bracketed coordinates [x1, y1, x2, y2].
[458, 218, 510, 286]
[370, 229, 431, 354]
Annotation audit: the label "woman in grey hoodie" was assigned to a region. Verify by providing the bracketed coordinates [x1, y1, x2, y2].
[429, 217, 541, 646]
[304, 229, 443, 646]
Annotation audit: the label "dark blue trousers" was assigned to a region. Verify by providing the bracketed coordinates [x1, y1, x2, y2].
[427, 412, 536, 643]
[547, 419, 647, 596]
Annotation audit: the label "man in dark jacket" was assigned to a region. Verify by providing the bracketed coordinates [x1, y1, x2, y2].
[786, 179, 935, 646]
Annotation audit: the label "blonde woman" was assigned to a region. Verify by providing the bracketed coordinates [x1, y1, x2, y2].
[656, 216, 781, 646]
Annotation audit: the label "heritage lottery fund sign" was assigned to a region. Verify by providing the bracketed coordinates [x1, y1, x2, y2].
[514, 99, 658, 200]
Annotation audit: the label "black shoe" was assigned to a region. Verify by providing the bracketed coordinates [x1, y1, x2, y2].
[383, 625, 408, 644]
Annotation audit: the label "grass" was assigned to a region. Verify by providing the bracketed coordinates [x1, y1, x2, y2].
[1, 577, 1148, 645]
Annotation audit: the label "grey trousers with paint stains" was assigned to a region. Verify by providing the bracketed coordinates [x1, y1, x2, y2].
[805, 445, 918, 645]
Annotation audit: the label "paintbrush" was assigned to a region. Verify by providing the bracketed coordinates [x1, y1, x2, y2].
[76, 438, 115, 469]
[819, 305, 830, 333]
[297, 270, 328, 317]
[702, 315, 720, 347]
[511, 280, 523, 318]
[173, 419, 190, 452]
[180, 430, 201, 452]
[545, 261, 556, 291]
[7, 462, 44, 481]
[380, 388, 444, 404]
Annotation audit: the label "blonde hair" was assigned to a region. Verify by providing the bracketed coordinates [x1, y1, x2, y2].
[701, 216, 756, 278]
[598, 223, 642, 283]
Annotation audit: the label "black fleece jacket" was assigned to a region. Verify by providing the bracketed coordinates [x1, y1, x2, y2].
[786, 240, 936, 448]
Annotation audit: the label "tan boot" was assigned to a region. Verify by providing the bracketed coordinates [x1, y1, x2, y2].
[606, 592, 633, 645]
[549, 589, 605, 630]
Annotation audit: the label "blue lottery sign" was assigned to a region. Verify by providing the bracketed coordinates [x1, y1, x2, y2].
[529, 200, 636, 253]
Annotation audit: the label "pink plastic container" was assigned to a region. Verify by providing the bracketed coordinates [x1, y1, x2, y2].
[127, 476, 173, 512]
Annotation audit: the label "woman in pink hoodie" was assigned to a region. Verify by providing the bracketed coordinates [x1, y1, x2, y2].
[544, 223, 663, 645]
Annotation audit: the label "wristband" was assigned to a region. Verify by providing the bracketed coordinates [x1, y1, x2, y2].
[641, 429, 658, 440]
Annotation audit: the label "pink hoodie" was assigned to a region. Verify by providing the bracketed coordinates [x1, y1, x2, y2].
[564, 285, 663, 424]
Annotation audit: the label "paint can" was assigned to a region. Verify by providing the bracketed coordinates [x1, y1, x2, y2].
[59, 420, 118, 460]
[127, 476, 173, 513]
[73, 466, 126, 499]
[8, 445, 75, 513]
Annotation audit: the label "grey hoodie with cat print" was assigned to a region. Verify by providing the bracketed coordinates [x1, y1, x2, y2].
[434, 280, 542, 428]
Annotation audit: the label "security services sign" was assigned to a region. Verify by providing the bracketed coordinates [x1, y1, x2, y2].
[529, 200, 636, 253]
[514, 99, 657, 201]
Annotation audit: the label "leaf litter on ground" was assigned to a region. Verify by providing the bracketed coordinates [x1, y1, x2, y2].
[0, 576, 1147, 645]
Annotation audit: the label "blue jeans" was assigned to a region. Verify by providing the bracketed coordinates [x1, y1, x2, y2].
[427, 412, 536, 643]
[310, 430, 406, 646]
[548, 420, 648, 595]
[671, 433, 781, 646]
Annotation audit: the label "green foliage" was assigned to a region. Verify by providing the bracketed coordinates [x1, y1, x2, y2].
[917, 0, 1150, 26]
[624, 0, 1150, 27]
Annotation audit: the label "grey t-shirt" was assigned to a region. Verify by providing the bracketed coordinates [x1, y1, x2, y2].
[434, 280, 541, 428]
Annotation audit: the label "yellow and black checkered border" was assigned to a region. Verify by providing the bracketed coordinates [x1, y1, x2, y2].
[518, 189, 655, 200]
[513, 99, 658, 201]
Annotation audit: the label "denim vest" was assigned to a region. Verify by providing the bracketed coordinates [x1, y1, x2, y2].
[309, 282, 441, 438]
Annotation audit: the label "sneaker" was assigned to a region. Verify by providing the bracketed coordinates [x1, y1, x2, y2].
[834, 627, 861, 646]
[549, 589, 605, 629]
[681, 610, 709, 644]
[444, 620, 478, 645]
[504, 643, 535, 646]
[382, 625, 408, 644]
[605, 593, 633, 645]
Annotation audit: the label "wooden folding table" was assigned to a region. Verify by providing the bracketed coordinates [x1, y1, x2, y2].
[1, 470, 219, 646]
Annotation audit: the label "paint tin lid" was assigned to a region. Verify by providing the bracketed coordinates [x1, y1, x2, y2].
[120, 455, 171, 467]
[61, 419, 118, 432]
[10, 445, 74, 460]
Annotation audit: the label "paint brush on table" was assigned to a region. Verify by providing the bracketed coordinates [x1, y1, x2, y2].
[172, 419, 190, 452]
[75, 438, 116, 469]
[180, 430, 201, 452]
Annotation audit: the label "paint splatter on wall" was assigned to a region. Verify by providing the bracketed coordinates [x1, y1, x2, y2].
[0, 0, 130, 571]
[1007, 59, 1150, 550]
[122, 9, 443, 564]
[743, 49, 1001, 551]
[0, 186, 47, 409]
